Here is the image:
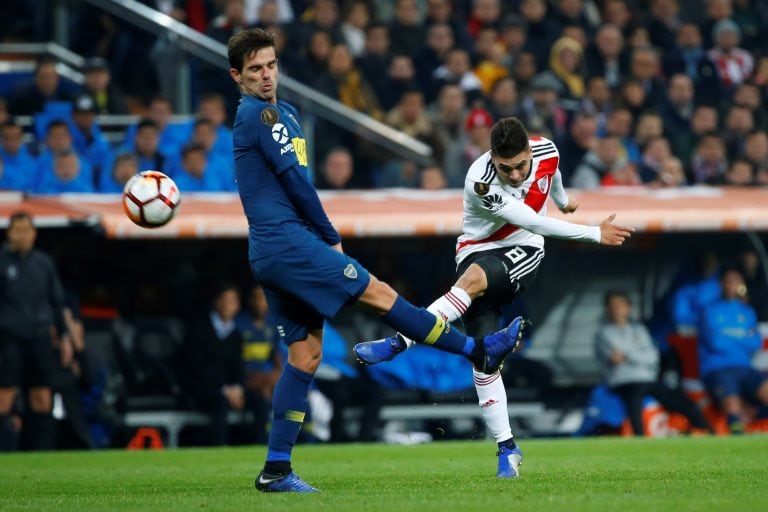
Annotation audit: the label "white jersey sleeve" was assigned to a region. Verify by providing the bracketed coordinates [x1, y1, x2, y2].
[497, 200, 600, 241]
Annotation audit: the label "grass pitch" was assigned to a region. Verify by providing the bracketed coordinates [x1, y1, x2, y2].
[1, 436, 767, 512]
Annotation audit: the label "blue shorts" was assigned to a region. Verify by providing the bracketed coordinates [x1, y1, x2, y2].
[249, 224, 370, 344]
[702, 366, 768, 404]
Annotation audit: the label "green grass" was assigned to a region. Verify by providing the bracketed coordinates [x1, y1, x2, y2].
[1, 436, 767, 511]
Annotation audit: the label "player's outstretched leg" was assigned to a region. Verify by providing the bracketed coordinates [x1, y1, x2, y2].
[479, 316, 527, 373]
[496, 444, 523, 478]
[256, 471, 319, 492]
[353, 333, 407, 364]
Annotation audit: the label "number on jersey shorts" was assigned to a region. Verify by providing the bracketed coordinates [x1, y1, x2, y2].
[458, 245, 545, 305]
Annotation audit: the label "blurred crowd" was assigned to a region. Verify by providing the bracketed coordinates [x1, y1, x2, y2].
[1, 0, 768, 192]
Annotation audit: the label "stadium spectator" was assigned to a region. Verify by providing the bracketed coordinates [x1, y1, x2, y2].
[688, 132, 728, 185]
[553, 0, 598, 36]
[548, 36, 586, 105]
[485, 76, 519, 121]
[698, 268, 768, 434]
[78, 57, 127, 115]
[721, 158, 755, 186]
[123, 97, 187, 163]
[742, 130, 768, 172]
[600, 0, 634, 36]
[444, 107, 493, 187]
[518, 0, 561, 70]
[286, 0, 343, 55]
[595, 290, 714, 436]
[731, 82, 765, 130]
[325, 43, 383, 120]
[511, 51, 539, 97]
[9, 56, 74, 116]
[340, 0, 370, 57]
[182, 284, 246, 446]
[647, 155, 687, 188]
[33, 149, 95, 194]
[554, 112, 598, 186]
[172, 143, 229, 192]
[722, 105, 755, 159]
[646, 0, 683, 52]
[627, 46, 666, 110]
[194, 92, 234, 157]
[571, 136, 627, 189]
[419, 165, 448, 190]
[579, 76, 613, 132]
[707, 19, 754, 95]
[518, 72, 567, 140]
[245, 0, 294, 26]
[675, 104, 720, 164]
[388, 0, 426, 57]
[427, 83, 468, 166]
[34, 120, 93, 190]
[315, 146, 357, 190]
[413, 23, 455, 100]
[604, 107, 639, 163]
[0, 120, 37, 191]
[638, 136, 673, 183]
[374, 54, 418, 112]
[70, 94, 112, 185]
[467, 0, 503, 38]
[0, 211, 72, 451]
[293, 29, 334, 90]
[669, 252, 722, 332]
[384, 88, 444, 166]
[473, 28, 510, 96]
[424, 0, 473, 51]
[98, 152, 139, 193]
[119, 119, 172, 177]
[355, 23, 394, 108]
[189, 118, 236, 191]
[601, 161, 643, 187]
[661, 74, 696, 160]
[662, 22, 722, 107]
[427, 47, 484, 106]
[237, 284, 283, 444]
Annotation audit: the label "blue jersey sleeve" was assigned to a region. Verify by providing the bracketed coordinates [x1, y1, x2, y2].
[278, 164, 341, 245]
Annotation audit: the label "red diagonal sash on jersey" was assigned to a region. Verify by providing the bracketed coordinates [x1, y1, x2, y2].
[457, 155, 559, 252]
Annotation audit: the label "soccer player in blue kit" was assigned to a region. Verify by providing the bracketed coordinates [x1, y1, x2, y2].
[227, 28, 526, 493]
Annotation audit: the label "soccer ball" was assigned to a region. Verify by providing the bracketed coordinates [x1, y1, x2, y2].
[122, 171, 181, 228]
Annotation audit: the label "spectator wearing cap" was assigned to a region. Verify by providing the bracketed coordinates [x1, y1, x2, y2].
[0, 121, 37, 192]
[443, 107, 493, 187]
[79, 57, 127, 115]
[70, 94, 112, 187]
[518, 72, 568, 140]
[9, 56, 75, 116]
[707, 19, 754, 95]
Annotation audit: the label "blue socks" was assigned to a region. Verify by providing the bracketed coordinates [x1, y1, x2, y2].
[266, 363, 313, 464]
[383, 295, 476, 357]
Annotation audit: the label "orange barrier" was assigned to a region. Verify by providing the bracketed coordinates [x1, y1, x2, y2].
[0, 187, 767, 238]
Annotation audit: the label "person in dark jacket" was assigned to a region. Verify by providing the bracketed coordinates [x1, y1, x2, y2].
[183, 284, 245, 446]
[0, 211, 71, 451]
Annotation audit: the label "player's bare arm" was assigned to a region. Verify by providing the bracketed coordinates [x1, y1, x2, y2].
[559, 196, 579, 214]
[599, 213, 634, 246]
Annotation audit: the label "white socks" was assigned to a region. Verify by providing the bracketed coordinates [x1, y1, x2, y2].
[473, 368, 512, 442]
[401, 286, 472, 349]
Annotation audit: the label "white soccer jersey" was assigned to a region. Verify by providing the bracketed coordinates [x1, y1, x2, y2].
[456, 136, 601, 264]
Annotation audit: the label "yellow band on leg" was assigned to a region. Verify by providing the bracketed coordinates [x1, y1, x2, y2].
[423, 316, 448, 345]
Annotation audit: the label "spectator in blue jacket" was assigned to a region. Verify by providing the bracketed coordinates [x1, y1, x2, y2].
[117, 119, 172, 177]
[0, 121, 37, 191]
[698, 268, 768, 433]
[189, 119, 236, 191]
[70, 94, 112, 187]
[33, 149, 95, 194]
[172, 143, 229, 192]
[98, 152, 138, 193]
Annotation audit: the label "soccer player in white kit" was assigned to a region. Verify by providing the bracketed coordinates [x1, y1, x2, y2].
[355, 117, 633, 478]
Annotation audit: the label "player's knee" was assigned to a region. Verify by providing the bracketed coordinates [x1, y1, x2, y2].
[456, 264, 487, 297]
[28, 388, 52, 413]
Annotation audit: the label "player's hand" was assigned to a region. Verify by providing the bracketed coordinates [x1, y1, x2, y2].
[599, 213, 634, 246]
[223, 385, 245, 410]
[559, 196, 579, 214]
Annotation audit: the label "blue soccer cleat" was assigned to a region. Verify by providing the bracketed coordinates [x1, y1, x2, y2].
[480, 316, 527, 374]
[496, 445, 523, 478]
[255, 471, 319, 493]
[354, 334, 407, 365]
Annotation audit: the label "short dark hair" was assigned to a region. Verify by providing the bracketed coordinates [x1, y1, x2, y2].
[137, 118, 159, 132]
[490, 117, 529, 158]
[604, 290, 630, 306]
[227, 28, 277, 72]
[9, 210, 33, 228]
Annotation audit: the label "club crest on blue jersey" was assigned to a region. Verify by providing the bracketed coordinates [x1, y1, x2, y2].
[260, 108, 279, 126]
[271, 123, 289, 144]
[344, 264, 358, 279]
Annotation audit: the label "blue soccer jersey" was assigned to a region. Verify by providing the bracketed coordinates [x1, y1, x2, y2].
[233, 94, 369, 343]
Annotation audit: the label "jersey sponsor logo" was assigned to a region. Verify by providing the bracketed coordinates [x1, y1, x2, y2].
[280, 143, 294, 155]
[537, 175, 549, 193]
[260, 107, 279, 126]
[292, 137, 308, 166]
[344, 263, 358, 279]
[271, 123, 289, 144]
[474, 182, 490, 196]
[481, 193, 506, 212]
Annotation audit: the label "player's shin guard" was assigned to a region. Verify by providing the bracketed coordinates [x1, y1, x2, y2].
[265, 364, 313, 473]
[473, 368, 513, 443]
[382, 296, 475, 357]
